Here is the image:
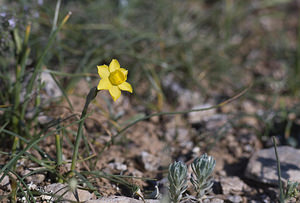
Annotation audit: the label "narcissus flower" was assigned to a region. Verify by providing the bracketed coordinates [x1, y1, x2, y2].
[97, 59, 133, 101]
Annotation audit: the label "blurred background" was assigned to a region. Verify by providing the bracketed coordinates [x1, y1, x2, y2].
[1, 0, 299, 95]
[1, 0, 300, 144]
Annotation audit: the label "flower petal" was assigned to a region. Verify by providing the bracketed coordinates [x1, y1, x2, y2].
[109, 86, 121, 101]
[109, 59, 120, 72]
[118, 82, 133, 93]
[97, 65, 110, 78]
[119, 68, 128, 79]
[97, 77, 112, 90]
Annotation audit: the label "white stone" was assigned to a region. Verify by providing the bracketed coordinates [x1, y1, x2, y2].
[44, 183, 93, 202]
[245, 146, 300, 185]
[227, 195, 243, 203]
[140, 151, 160, 172]
[220, 176, 246, 195]
[86, 196, 160, 203]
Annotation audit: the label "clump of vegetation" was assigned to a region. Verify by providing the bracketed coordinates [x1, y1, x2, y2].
[284, 181, 299, 201]
[168, 154, 216, 202]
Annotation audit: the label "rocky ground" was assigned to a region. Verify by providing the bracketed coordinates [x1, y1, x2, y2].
[1, 73, 300, 203]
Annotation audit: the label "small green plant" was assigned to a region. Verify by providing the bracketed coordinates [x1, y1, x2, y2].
[284, 180, 299, 201]
[273, 136, 300, 203]
[191, 153, 216, 199]
[168, 161, 188, 203]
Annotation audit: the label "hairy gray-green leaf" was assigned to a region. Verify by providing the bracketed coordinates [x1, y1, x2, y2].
[168, 161, 188, 203]
[190, 154, 216, 198]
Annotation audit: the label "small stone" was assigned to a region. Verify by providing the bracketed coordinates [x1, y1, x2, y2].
[21, 168, 45, 184]
[40, 72, 62, 99]
[108, 162, 127, 171]
[0, 174, 9, 186]
[20, 72, 62, 104]
[227, 195, 243, 203]
[245, 146, 300, 185]
[210, 198, 224, 203]
[203, 199, 210, 203]
[192, 146, 200, 154]
[139, 151, 160, 172]
[27, 182, 38, 190]
[86, 196, 160, 203]
[203, 198, 224, 203]
[44, 183, 93, 202]
[0, 173, 10, 191]
[41, 194, 52, 201]
[37, 114, 52, 125]
[243, 144, 253, 153]
[220, 176, 246, 195]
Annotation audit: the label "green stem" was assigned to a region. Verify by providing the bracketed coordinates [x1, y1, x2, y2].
[10, 136, 19, 203]
[56, 133, 62, 166]
[52, 0, 62, 32]
[296, 12, 300, 94]
[9, 25, 31, 203]
[55, 126, 63, 183]
[70, 87, 99, 173]
[272, 136, 285, 203]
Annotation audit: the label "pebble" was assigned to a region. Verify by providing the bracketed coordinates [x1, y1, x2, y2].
[20, 72, 62, 104]
[40, 72, 62, 100]
[203, 198, 225, 203]
[108, 162, 127, 172]
[0, 174, 9, 186]
[210, 198, 224, 203]
[86, 196, 160, 203]
[220, 176, 246, 195]
[139, 151, 160, 172]
[21, 168, 45, 184]
[0, 173, 10, 190]
[227, 195, 243, 203]
[44, 183, 94, 202]
[37, 114, 52, 125]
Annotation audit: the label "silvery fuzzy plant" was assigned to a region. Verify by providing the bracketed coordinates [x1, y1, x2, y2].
[190, 153, 216, 199]
[168, 161, 188, 203]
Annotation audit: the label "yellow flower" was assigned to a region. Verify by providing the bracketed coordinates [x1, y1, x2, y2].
[97, 59, 133, 101]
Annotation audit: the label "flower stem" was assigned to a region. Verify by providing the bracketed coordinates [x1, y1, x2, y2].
[10, 136, 19, 203]
[272, 136, 285, 203]
[70, 87, 99, 174]
[55, 122, 63, 183]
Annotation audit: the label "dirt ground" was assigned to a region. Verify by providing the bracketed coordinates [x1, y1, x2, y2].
[4, 76, 295, 202]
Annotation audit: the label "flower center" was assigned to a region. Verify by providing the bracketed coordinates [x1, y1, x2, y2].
[109, 70, 125, 85]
